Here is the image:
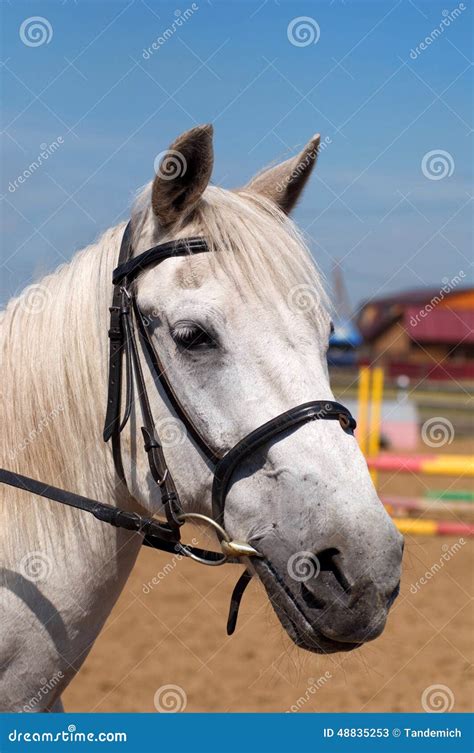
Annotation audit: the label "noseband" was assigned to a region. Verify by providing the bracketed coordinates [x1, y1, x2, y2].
[0, 221, 356, 635]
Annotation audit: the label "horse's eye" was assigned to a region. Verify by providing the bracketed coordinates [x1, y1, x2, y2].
[171, 322, 216, 351]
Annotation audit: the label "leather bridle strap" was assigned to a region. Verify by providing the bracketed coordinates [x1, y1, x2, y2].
[132, 297, 221, 465]
[103, 222, 133, 479]
[212, 401, 356, 530]
[212, 400, 356, 633]
[0, 219, 360, 638]
[101, 225, 358, 634]
[112, 237, 208, 286]
[0, 467, 223, 562]
[103, 222, 214, 538]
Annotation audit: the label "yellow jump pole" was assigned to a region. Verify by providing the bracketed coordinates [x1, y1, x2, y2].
[367, 367, 384, 487]
[357, 366, 371, 456]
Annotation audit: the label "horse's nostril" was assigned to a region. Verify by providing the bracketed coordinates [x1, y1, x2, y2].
[316, 547, 351, 593]
[301, 582, 326, 610]
[298, 548, 351, 611]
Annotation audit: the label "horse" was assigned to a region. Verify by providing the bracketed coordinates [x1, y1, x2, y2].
[0, 125, 403, 712]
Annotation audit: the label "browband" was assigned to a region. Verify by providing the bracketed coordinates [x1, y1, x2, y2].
[112, 236, 209, 285]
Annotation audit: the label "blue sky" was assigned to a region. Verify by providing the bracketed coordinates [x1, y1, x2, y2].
[1, 0, 472, 311]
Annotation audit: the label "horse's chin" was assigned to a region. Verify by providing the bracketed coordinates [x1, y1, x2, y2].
[252, 559, 364, 655]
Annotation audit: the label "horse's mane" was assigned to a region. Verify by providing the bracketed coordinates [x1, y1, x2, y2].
[0, 183, 329, 549]
[0, 223, 125, 551]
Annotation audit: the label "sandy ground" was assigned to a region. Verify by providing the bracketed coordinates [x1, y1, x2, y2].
[63, 469, 473, 713]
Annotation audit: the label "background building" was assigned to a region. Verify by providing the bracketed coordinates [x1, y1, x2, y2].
[356, 286, 474, 382]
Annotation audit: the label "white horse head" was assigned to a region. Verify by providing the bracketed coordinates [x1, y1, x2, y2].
[119, 125, 403, 653]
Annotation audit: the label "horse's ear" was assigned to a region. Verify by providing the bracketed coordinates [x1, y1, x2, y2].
[245, 134, 321, 214]
[152, 124, 214, 227]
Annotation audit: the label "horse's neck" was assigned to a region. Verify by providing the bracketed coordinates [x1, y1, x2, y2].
[0, 223, 147, 700]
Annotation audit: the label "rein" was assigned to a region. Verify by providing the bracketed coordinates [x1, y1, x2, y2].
[0, 221, 357, 635]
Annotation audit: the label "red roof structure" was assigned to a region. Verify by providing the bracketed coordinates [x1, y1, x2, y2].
[404, 307, 474, 344]
[357, 287, 474, 345]
[356, 286, 474, 381]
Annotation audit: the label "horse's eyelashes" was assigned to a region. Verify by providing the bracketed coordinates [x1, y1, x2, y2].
[171, 323, 216, 351]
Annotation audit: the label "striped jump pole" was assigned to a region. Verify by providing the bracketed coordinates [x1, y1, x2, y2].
[357, 365, 371, 455]
[357, 365, 384, 486]
[356, 368, 474, 539]
[425, 490, 474, 502]
[383, 495, 474, 515]
[367, 454, 474, 477]
[367, 366, 384, 485]
[393, 517, 474, 537]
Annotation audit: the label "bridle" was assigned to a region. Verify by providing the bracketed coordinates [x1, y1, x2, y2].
[0, 220, 357, 634]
